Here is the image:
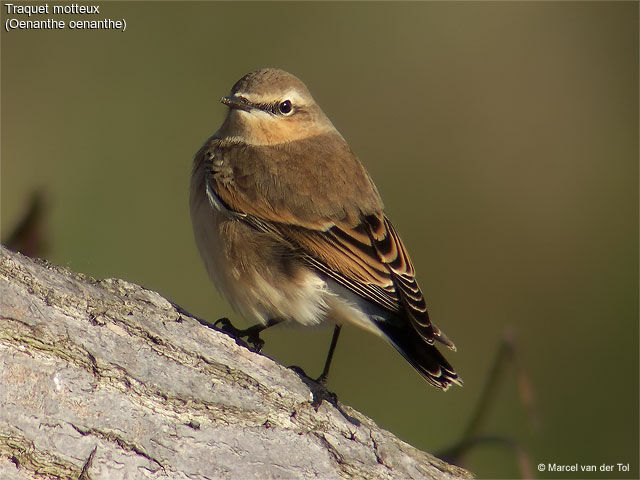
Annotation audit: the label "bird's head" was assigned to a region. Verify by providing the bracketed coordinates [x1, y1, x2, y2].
[218, 68, 335, 146]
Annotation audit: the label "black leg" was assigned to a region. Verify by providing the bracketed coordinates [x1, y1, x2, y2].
[214, 317, 284, 351]
[316, 325, 342, 385]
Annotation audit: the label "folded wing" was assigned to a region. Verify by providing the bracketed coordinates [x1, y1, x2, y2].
[201, 140, 461, 388]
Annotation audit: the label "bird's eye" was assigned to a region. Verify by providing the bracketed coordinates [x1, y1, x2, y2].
[278, 100, 293, 115]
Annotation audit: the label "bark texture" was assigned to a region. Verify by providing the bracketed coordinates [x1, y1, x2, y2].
[0, 246, 472, 480]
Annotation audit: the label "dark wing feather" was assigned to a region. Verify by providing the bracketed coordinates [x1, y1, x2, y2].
[363, 214, 456, 349]
[234, 207, 456, 351]
[258, 213, 462, 388]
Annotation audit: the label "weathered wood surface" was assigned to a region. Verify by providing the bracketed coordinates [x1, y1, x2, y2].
[0, 246, 472, 480]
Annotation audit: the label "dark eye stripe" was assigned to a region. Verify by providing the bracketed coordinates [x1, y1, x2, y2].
[254, 100, 303, 116]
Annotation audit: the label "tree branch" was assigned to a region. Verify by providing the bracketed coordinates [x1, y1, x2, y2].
[0, 246, 472, 480]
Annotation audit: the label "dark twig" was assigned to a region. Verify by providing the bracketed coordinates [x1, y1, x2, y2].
[462, 329, 515, 440]
[4, 190, 48, 258]
[437, 328, 536, 478]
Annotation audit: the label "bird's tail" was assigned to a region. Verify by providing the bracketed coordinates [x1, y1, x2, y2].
[376, 318, 462, 390]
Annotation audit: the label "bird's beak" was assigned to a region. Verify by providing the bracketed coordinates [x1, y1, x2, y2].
[220, 95, 253, 112]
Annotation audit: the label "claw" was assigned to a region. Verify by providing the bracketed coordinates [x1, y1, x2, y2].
[213, 317, 266, 352]
[244, 329, 265, 352]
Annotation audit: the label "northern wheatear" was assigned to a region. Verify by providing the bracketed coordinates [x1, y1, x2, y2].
[190, 68, 461, 390]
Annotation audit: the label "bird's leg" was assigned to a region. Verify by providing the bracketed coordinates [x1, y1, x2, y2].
[214, 317, 283, 352]
[316, 325, 342, 385]
[286, 325, 358, 424]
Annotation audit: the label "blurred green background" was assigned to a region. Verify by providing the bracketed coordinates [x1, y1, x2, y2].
[1, 2, 637, 478]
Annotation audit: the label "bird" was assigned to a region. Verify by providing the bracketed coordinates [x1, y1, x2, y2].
[190, 68, 461, 390]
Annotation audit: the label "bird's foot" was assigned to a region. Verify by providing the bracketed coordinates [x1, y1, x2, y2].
[288, 366, 336, 407]
[315, 372, 330, 388]
[287, 365, 358, 426]
[214, 317, 266, 352]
